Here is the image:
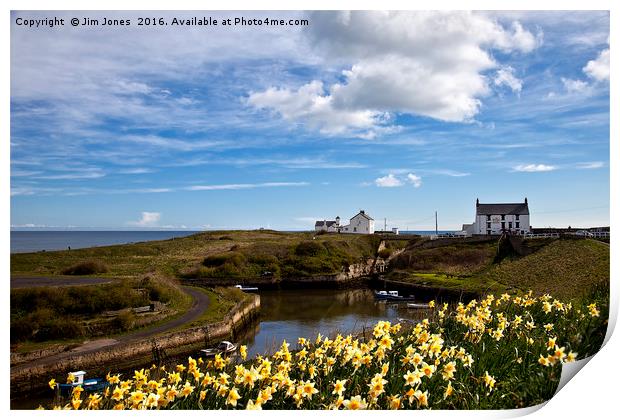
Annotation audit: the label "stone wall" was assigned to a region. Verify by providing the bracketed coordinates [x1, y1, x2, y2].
[10, 294, 260, 395]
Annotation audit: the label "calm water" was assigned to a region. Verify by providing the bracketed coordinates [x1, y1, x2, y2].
[10, 231, 201, 253]
[239, 288, 429, 358]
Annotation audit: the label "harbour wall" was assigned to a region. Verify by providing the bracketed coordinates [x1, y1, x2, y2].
[10, 294, 260, 395]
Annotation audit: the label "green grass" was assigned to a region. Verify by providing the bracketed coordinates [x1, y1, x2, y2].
[386, 271, 507, 295]
[482, 238, 609, 300]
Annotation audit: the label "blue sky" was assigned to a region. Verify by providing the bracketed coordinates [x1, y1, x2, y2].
[10, 11, 609, 230]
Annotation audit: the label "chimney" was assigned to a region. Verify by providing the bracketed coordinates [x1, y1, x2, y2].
[476, 198, 479, 207]
[360, 210, 365, 215]
[525, 197, 528, 205]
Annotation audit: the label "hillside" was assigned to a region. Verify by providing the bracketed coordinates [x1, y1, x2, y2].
[482, 238, 609, 299]
[10, 230, 381, 282]
[384, 237, 609, 300]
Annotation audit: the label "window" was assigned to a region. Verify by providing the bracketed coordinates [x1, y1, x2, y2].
[501, 222, 505, 229]
[508, 222, 512, 229]
[516, 222, 520, 229]
[353, 227, 357, 232]
[516, 215, 520, 221]
[501, 214, 506, 221]
[487, 229, 491, 235]
[486, 215, 491, 221]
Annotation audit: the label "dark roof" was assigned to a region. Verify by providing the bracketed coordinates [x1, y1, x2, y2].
[352, 210, 374, 221]
[476, 203, 529, 215]
[315, 220, 338, 227]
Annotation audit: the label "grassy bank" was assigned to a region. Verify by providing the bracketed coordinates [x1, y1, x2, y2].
[11, 231, 380, 282]
[47, 286, 608, 410]
[483, 238, 609, 300]
[384, 238, 609, 300]
[176, 287, 247, 330]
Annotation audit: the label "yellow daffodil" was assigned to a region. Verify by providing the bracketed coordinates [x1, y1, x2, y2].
[343, 395, 367, 410]
[226, 387, 241, 407]
[332, 379, 347, 395]
[483, 371, 496, 390]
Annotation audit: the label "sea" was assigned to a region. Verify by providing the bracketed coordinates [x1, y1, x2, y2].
[10, 230, 456, 254]
[10, 231, 201, 254]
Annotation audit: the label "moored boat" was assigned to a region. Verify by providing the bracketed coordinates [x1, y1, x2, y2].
[235, 284, 259, 292]
[201, 341, 238, 358]
[57, 371, 109, 396]
[374, 290, 416, 302]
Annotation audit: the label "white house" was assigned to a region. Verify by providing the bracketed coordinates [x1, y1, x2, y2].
[339, 210, 375, 234]
[463, 198, 530, 235]
[315, 217, 341, 233]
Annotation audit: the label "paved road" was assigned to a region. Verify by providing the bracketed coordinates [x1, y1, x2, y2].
[10, 276, 115, 289]
[11, 286, 210, 368]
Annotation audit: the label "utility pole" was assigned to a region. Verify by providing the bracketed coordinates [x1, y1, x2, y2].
[384, 218, 387, 231]
[435, 211, 438, 235]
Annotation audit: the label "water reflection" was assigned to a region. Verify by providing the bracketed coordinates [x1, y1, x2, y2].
[239, 288, 430, 358]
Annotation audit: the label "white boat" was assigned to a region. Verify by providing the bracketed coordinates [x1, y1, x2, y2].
[235, 284, 258, 292]
[201, 341, 238, 357]
[374, 290, 416, 301]
[407, 303, 431, 309]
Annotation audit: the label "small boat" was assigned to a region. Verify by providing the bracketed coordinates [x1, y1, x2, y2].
[201, 341, 238, 357]
[374, 290, 417, 302]
[407, 303, 431, 309]
[235, 284, 258, 292]
[57, 371, 109, 396]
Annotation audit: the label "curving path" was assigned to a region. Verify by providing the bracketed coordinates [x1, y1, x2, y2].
[11, 286, 210, 368]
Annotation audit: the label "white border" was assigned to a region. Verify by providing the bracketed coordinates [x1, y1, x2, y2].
[2, 1, 616, 419]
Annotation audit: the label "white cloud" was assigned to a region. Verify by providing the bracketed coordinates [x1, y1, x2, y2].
[576, 161, 604, 169]
[375, 174, 403, 187]
[249, 11, 540, 136]
[248, 81, 384, 136]
[185, 182, 309, 191]
[118, 168, 154, 174]
[513, 164, 557, 172]
[407, 173, 423, 188]
[561, 77, 589, 94]
[583, 48, 610, 82]
[129, 212, 161, 227]
[432, 169, 471, 177]
[375, 172, 422, 188]
[556, 46, 609, 97]
[494, 66, 523, 94]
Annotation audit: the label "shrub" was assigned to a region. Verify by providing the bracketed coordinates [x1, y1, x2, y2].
[140, 277, 173, 303]
[61, 261, 108, 275]
[33, 318, 84, 342]
[203, 252, 246, 268]
[113, 311, 136, 331]
[294, 241, 325, 257]
[378, 248, 392, 259]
